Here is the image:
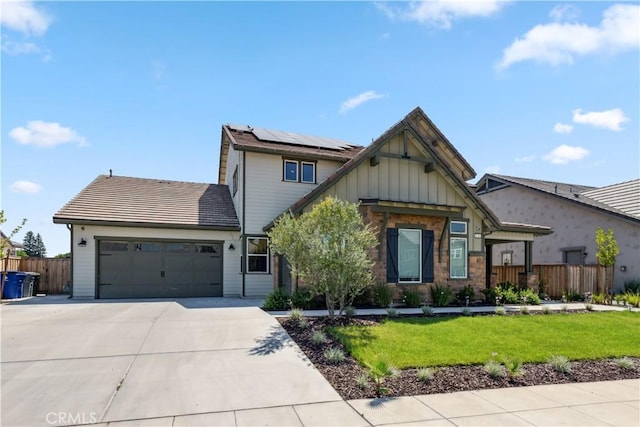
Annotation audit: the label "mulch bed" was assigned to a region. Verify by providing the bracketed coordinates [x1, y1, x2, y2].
[278, 313, 640, 400]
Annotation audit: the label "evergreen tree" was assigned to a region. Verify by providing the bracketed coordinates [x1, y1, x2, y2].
[23, 231, 37, 257]
[35, 233, 47, 258]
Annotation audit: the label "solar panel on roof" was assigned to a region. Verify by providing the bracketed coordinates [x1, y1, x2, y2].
[227, 124, 253, 132]
[252, 127, 354, 151]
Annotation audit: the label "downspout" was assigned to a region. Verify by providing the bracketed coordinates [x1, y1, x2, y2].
[66, 224, 73, 299]
[241, 151, 246, 298]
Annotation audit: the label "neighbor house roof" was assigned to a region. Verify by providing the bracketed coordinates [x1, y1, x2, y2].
[476, 174, 640, 224]
[0, 231, 24, 249]
[53, 175, 240, 230]
[223, 124, 364, 161]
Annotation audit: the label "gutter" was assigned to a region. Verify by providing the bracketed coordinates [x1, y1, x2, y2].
[242, 151, 246, 298]
[67, 224, 73, 298]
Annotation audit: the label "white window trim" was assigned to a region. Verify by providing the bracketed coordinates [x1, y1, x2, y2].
[247, 237, 269, 273]
[301, 161, 316, 183]
[450, 221, 467, 235]
[284, 160, 299, 182]
[398, 228, 422, 284]
[450, 237, 468, 279]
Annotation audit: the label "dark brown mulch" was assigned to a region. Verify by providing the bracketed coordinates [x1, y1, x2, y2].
[279, 314, 640, 400]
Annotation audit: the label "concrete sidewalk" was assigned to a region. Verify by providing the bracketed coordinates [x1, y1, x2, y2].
[78, 379, 639, 426]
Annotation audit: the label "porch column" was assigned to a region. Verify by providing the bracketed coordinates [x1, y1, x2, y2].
[524, 241, 533, 273]
[485, 243, 493, 289]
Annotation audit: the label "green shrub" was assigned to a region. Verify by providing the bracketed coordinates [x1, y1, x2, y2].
[367, 359, 399, 396]
[402, 288, 422, 308]
[519, 306, 529, 315]
[625, 292, 640, 308]
[324, 348, 345, 364]
[563, 289, 583, 302]
[503, 357, 523, 378]
[585, 303, 594, 311]
[311, 331, 327, 345]
[548, 354, 572, 373]
[483, 287, 499, 305]
[494, 306, 506, 316]
[344, 305, 356, 317]
[262, 288, 290, 310]
[624, 279, 640, 294]
[484, 359, 505, 379]
[455, 284, 476, 306]
[615, 357, 635, 370]
[290, 288, 312, 309]
[421, 305, 434, 316]
[289, 308, 304, 321]
[462, 307, 472, 316]
[356, 373, 369, 389]
[430, 283, 452, 307]
[541, 305, 551, 315]
[386, 308, 399, 317]
[417, 367, 436, 382]
[519, 288, 540, 305]
[374, 282, 394, 308]
[592, 292, 606, 304]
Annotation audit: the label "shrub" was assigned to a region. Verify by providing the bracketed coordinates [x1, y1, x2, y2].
[494, 306, 506, 316]
[503, 357, 523, 378]
[585, 303, 594, 311]
[311, 331, 327, 345]
[462, 307, 472, 316]
[592, 293, 606, 304]
[548, 355, 572, 374]
[289, 308, 304, 321]
[344, 305, 356, 317]
[483, 287, 499, 305]
[519, 288, 540, 305]
[625, 292, 640, 308]
[421, 305, 434, 316]
[374, 282, 394, 308]
[561, 305, 569, 312]
[615, 357, 635, 370]
[541, 305, 551, 315]
[368, 359, 399, 396]
[402, 288, 422, 308]
[455, 285, 476, 306]
[519, 306, 529, 315]
[290, 288, 312, 309]
[324, 348, 345, 364]
[262, 288, 290, 311]
[417, 367, 436, 382]
[430, 283, 452, 307]
[563, 289, 583, 302]
[484, 359, 506, 379]
[356, 373, 369, 389]
[624, 279, 640, 294]
[298, 318, 310, 328]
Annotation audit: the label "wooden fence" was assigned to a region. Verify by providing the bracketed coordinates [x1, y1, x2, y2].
[1, 257, 71, 294]
[492, 264, 613, 298]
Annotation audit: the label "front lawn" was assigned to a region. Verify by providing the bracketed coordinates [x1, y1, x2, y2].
[329, 311, 640, 369]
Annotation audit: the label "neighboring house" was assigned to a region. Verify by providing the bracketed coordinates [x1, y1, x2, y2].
[1, 231, 24, 258]
[475, 175, 640, 290]
[54, 108, 550, 299]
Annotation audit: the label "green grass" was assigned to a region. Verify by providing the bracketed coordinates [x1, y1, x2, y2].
[329, 312, 640, 369]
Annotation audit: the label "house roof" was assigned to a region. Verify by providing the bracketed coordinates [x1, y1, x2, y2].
[223, 124, 364, 162]
[265, 107, 513, 232]
[53, 175, 240, 230]
[0, 231, 24, 248]
[477, 174, 640, 224]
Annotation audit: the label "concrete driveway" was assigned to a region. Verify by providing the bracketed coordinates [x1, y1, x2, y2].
[1, 297, 341, 426]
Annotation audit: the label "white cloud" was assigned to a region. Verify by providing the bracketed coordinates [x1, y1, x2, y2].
[485, 165, 501, 174]
[0, 0, 52, 36]
[339, 91, 384, 114]
[9, 121, 87, 148]
[515, 155, 535, 163]
[10, 180, 43, 194]
[553, 122, 574, 134]
[376, 0, 508, 29]
[543, 144, 589, 164]
[497, 4, 639, 69]
[549, 4, 580, 23]
[1, 36, 51, 61]
[572, 108, 629, 131]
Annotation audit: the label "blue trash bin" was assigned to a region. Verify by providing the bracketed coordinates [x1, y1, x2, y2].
[1, 271, 27, 299]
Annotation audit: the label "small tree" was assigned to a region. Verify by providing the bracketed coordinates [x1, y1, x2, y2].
[269, 197, 377, 318]
[23, 231, 37, 256]
[595, 227, 619, 294]
[35, 233, 47, 257]
[1, 211, 27, 300]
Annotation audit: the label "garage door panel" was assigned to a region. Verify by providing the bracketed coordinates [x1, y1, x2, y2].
[98, 240, 223, 298]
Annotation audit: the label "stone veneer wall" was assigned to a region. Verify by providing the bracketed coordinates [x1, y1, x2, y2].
[359, 205, 486, 303]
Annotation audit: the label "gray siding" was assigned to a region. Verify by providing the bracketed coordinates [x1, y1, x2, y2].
[480, 186, 640, 289]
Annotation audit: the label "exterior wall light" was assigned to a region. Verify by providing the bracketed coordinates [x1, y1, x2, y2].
[78, 238, 87, 247]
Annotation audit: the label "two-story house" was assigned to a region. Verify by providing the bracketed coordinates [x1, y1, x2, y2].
[54, 107, 550, 299]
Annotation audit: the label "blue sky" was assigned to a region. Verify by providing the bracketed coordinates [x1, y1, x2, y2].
[2, 1, 639, 256]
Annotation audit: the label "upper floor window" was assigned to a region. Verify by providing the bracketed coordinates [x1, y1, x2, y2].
[232, 165, 238, 195]
[283, 159, 315, 183]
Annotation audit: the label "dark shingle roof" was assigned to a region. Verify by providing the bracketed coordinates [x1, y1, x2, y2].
[53, 175, 240, 230]
[479, 174, 640, 223]
[224, 125, 364, 162]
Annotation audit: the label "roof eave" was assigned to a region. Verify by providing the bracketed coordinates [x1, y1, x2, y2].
[52, 217, 241, 232]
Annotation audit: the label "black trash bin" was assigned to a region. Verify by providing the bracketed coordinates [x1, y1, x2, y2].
[1, 271, 27, 299]
[22, 271, 40, 297]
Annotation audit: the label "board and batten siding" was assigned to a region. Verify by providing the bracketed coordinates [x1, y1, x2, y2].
[479, 185, 640, 288]
[302, 133, 486, 252]
[71, 224, 241, 298]
[224, 142, 243, 225]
